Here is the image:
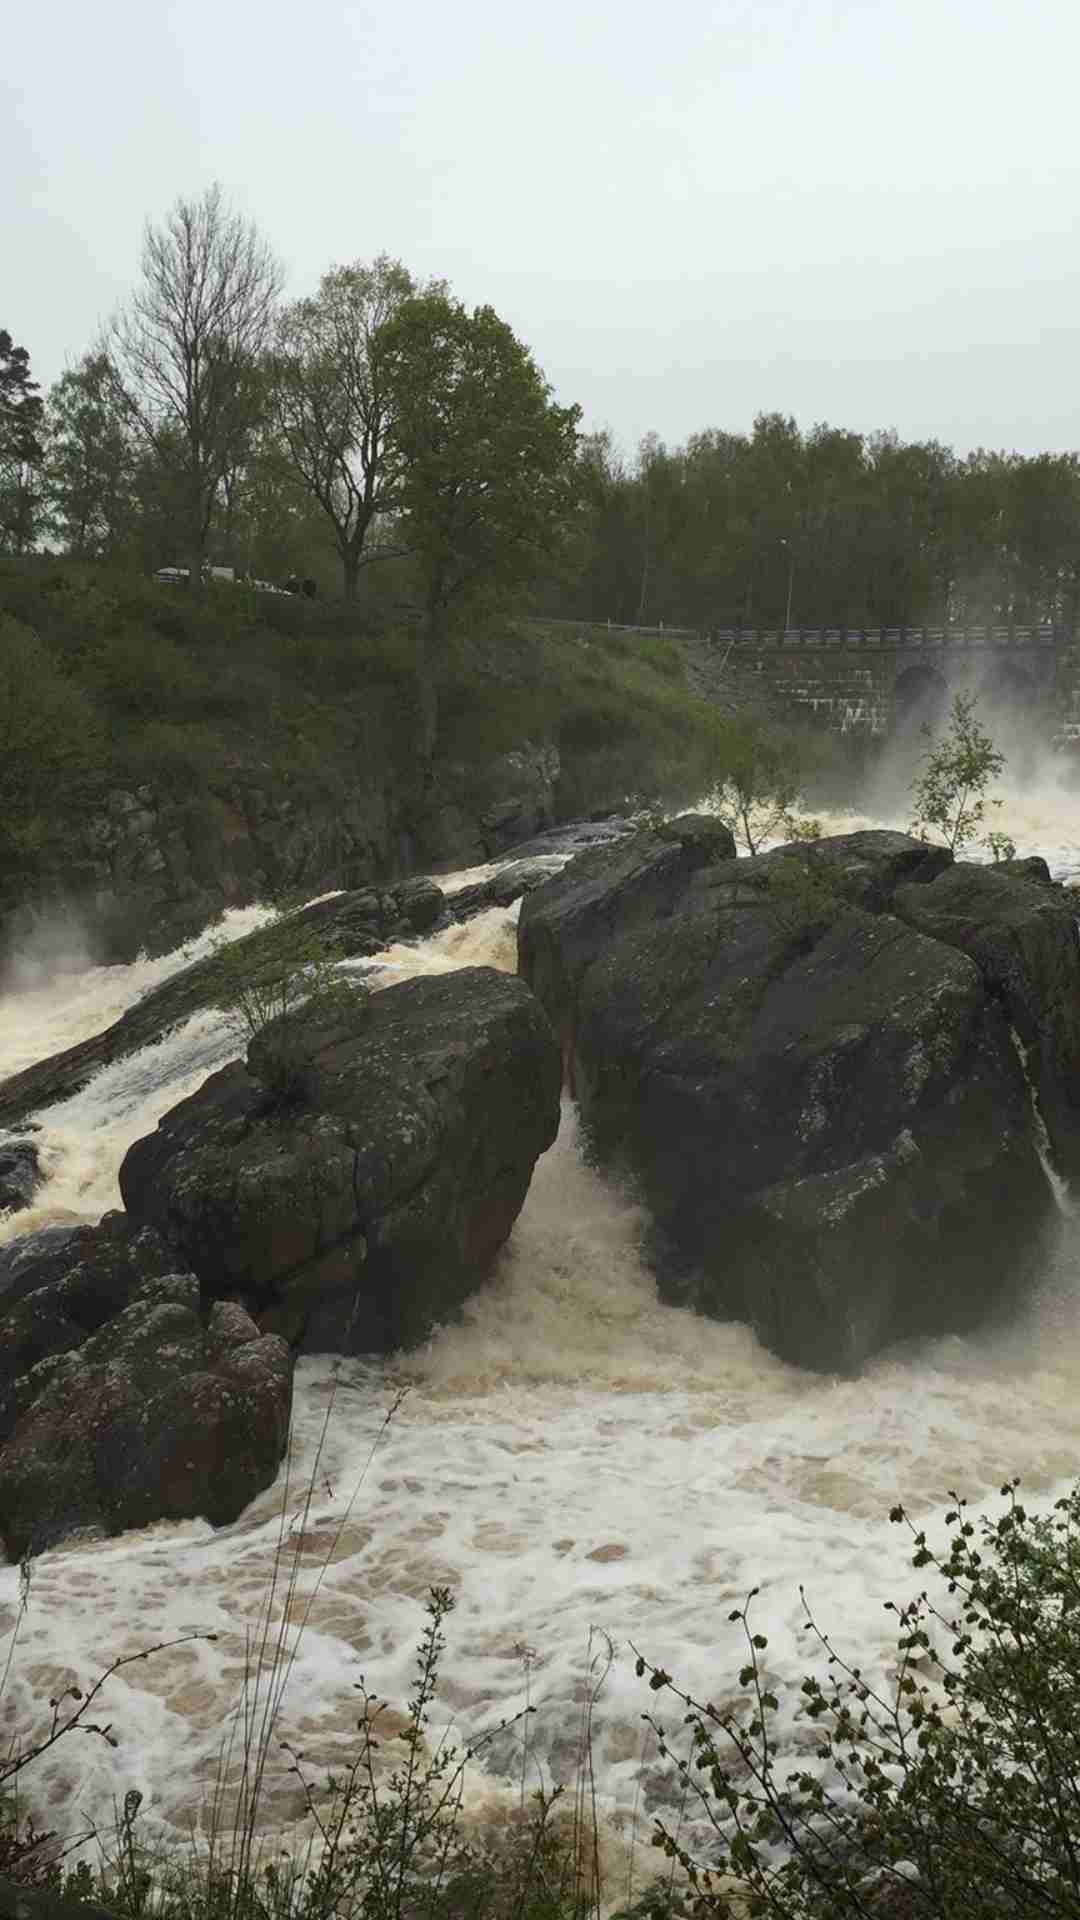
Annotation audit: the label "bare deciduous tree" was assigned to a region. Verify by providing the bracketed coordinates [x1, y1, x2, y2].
[109, 184, 282, 589]
[270, 256, 433, 599]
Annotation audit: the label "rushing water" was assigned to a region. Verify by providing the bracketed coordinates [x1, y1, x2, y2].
[1, 779, 1078, 1874]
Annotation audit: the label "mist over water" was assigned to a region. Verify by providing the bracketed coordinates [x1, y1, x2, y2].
[1, 779, 1079, 1864]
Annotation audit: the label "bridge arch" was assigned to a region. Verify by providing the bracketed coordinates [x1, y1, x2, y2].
[893, 664, 949, 729]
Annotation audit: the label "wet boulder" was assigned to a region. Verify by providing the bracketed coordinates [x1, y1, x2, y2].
[0, 1213, 291, 1559]
[394, 875, 445, 933]
[0, 1222, 82, 1307]
[0, 1213, 177, 1401]
[788, 829, 952, 912]
[0, 1273, 291, 1561]
[894, 861, 1080, 1176]
[0, 1137, 41, 1214]
[446, 858, 566, 921]
[119, 969, 561, 1353]
[0, 883, 447, 1134]
[517, 815, 736, 1057]
[534, 844, 1051, 1374]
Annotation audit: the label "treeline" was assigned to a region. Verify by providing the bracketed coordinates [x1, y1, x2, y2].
[549, 417, 1080, 633]
[4, 185, 1080, 637]
[0, 187, 579, 674]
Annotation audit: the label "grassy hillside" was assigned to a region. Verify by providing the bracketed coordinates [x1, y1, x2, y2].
[0, 560, 727, 875]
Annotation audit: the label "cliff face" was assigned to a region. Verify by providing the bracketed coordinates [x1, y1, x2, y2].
[0, 744, 561, 964]
[0, 561, 726, 964]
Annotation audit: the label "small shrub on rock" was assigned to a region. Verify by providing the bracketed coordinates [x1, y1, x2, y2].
[708, 723, 819, 856]
[210, 912, 366, 1107]
[909, 692, 1006, 856]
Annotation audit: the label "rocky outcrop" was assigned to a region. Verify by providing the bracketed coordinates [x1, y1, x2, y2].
[0, 1214, 291, 1559]
[785, 829, 952, 912]
[0, 1138, 40, 1214]
[418, 745, 563, 871]
[0, 881, 447, 1134]
[0, 834, 612, 1137]
[893, 861, 1080, 1176]
[119, 970, 562, 1353]
[519, 829, 1056, 1373]
[0, 1214, 179, 1394]
[0, 735, 566, 966]
[1, 773, 411, 968]
[0, 1224, 82, 1306]
[517, 813, 737, 1063]
[444, 858, 568, 920]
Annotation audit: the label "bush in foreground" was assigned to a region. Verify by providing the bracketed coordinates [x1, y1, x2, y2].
[640, 1480, 1080, 1918]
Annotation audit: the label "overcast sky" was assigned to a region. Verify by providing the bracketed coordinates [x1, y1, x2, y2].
[7, 0, 1080, 459]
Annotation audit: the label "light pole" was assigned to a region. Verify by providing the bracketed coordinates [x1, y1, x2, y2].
[781, 539, 795, 631]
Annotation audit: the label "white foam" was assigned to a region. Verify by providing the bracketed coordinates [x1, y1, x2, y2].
[0, 904, 274, 1086]
[803, 764, 1080, 884]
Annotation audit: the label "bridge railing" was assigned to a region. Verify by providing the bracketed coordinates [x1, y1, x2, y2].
[529, 617, 1070, 648]
[716, 625, 1061, 648]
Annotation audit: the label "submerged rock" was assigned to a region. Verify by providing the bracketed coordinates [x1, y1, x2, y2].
[520, 828, 1054, 1374]
[119, 969, 561, 1353]
[446, 857, 567, 920]
[0, 1213, 291, 1559]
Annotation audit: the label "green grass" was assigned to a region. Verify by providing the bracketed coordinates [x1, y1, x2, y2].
[0, 564, 727, 880]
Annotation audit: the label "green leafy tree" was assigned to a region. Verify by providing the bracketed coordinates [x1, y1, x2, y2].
[221, 413, 339, 583]
[910, 690, 1005, 853]
[43, 351, 138, 557]
[0, 331, 43, 467]
[0, 330, 45, 553]
[710, 722, 819, 855]
[108, 184, 282, 592]
[380, 292, 582, 752]
[270, 256, 434, 599]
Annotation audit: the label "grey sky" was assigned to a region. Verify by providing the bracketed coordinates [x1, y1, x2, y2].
[8, 0, 1080, 460]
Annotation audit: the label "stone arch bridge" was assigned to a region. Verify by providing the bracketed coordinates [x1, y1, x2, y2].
[701, 625, 1080, 739]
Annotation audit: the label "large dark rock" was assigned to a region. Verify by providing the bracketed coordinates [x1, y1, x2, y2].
[893, 861, 1080, 1176]
[0, 1213, 291, 1560]
[519, 828, 952, 1047]
[517, 815, 737, 1059]
[446, 858, 567, 921]
[0, 1138, 41, 1214]
[0, 1276, 291, 1561]
[119, 970, 561, 1353]
[0, 1214, 177, 1407]
[0, 1224, 82, 1307]
[785, 829, 953, 911]
[521, 830, 1053, 1373]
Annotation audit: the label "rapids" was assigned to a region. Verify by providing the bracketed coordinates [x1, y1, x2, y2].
[1, 777, 1078, 1875]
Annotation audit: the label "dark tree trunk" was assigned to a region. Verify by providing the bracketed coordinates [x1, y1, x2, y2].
[415, 594, 444, 765]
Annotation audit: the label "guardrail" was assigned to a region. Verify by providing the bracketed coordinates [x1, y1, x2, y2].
[716, 626, 1062, 648]
[530, 618, 1070, 647]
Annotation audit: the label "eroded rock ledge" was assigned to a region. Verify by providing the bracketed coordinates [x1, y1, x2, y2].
[519, 829, 1071, 1373]
[119, 969, 561, 1353]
